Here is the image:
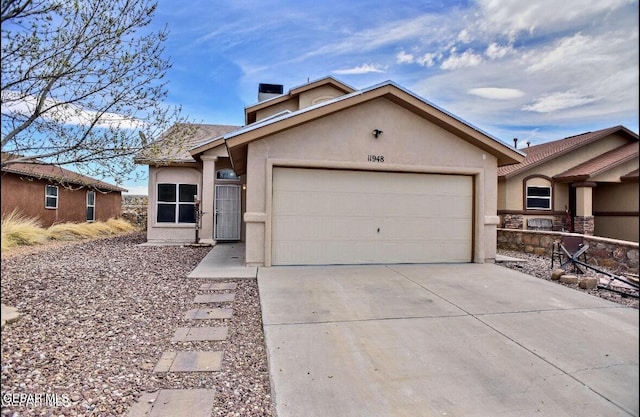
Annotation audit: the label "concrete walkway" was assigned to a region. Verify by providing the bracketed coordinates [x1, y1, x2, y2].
[187, 243, 257, 279]
[258, 263, 639, 417]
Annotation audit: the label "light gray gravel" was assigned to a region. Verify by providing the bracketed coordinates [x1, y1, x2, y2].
[3, 234, 636, 416]
[1, 232, 274, 417]
[497, 249, 638, 309]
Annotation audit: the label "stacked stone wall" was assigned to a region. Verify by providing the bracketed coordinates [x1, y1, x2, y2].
[497, 228, 639, 274]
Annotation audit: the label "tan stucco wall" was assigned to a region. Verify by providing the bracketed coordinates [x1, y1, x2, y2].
[243, 97, 500, 266]
[593, 182, 639, 242]
[255, 100, 298, 123]
[298, 85, 348, 108]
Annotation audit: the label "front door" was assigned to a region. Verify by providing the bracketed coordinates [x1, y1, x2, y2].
[215, 184, 241, 240]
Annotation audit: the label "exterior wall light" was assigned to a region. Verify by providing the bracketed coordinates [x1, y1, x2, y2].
[372, 129, 383, 138]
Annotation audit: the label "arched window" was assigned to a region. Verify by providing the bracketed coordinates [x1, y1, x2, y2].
[524, 176, 552, 210]
[216, 169, 239, 180]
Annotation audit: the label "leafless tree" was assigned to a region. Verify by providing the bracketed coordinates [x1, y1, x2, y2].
[1, 0, 189, 184]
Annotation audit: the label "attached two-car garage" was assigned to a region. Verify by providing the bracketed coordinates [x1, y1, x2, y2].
[271, 167, 473, 265]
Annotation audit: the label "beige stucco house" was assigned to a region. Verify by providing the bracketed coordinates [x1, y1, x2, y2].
[497, 126, 639, 242]
[136, 77, 524, 266]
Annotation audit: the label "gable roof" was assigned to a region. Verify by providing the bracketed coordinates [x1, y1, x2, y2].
[245, 76, 356, 124]
[1, 154, 126, 192]
[498, 125, 639, 179]
[553, 141, 639, 182]
[216, 80, 524, 175]
[135, 123, 240, 164]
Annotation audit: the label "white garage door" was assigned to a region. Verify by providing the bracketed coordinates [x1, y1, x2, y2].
[272, 168, 473, 265]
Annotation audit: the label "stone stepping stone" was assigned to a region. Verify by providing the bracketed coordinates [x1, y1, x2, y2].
[193, 293, 235, 303]
[171, 326, 228, 342]
[153, 351, 223, 372]
[127, 389, 215, 417]
[185, 308, 233, 320]
[199, 282, 237, 291]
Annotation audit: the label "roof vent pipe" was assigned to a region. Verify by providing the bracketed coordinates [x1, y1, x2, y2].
[513, 138, 518, 149]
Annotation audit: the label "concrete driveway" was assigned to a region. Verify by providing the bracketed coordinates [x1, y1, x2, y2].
[257, 263, 639, 417]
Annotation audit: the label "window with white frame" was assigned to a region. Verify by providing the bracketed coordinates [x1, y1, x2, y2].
[157, 183, 197, 223]
[45, 185, 58, 209]
[526, 186, 552, 210]
[86, 190, 96, 221]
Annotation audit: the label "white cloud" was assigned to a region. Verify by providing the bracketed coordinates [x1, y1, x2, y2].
[441, 48, 483, 70]
[522, 91, 598, 112]
[333, 64, 385, 75]
[396, 50, 415, 64]
[1, 91, 144, 130]
[417, 52, 440, 67]
[457, 28, 473, 43]
[468, 87, 525, 100]
[485, 42, 513, 59]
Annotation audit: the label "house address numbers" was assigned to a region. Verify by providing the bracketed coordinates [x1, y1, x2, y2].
[367, 154, 385, 162]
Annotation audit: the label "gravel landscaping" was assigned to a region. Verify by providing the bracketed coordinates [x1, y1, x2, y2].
[1, 232, 274, 417]
[2, 233, 636, 416]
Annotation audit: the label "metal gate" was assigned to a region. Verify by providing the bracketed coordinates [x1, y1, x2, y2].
[214, 184, 241, 240]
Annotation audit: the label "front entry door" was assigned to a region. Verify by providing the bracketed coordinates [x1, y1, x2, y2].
[215, 184, 241, 240]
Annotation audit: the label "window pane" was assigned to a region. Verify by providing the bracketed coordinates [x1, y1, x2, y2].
[87, 191, 95, 205]
[217, 169, 238, 180]
[45, 197, 57, 208]
[46, 185, 58, 197]
[179, 184, 197, 202]
[158, 184, 176, 202]
[527, 198, 551, 209]
[178, 204, 196, 223]
[86, 206, 95, 221]
[527, 187, 551, 197]
[157, 204, 176, 222]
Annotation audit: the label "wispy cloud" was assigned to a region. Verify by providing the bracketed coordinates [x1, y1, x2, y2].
[522, 91, 598, 112]
[468, 88, 525, 100]
[333, 64, 385, 75]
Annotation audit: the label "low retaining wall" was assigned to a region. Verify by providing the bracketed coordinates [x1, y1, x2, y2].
[497, 229, 639, 274]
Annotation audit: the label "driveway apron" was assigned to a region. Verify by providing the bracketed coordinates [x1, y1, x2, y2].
[258, 263, 639, 417]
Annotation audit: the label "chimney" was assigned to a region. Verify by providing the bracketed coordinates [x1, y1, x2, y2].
[513, 138, 518, 149]
[258, 83, 283, 102]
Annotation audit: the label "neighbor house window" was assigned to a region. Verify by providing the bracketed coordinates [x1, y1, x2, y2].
[86, 191, 96, 222]
[526, 186, 552, 210]
[157, 183, 197, 223]
[45, 185, 58, 209]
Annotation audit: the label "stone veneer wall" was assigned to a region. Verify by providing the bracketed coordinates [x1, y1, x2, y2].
[497, 228, 639, 274]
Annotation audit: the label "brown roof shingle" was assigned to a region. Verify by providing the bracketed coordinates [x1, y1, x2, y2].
[553, 142, 639, 182]
[497, 125, 639, 178]
[1, 159, 127, 192]
[135, 123, 241, 164]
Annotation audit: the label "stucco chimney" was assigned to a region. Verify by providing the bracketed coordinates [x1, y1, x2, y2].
[258, 83, 283, 102]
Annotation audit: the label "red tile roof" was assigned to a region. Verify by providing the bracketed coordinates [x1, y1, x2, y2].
[1, 157, 127, 192]
[498, 125, 639, 178]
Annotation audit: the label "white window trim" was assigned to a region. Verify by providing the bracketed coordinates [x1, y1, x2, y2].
[45, 185, 58, 209]
[86, 190, 96, 222]
[525, 186, 552, 210]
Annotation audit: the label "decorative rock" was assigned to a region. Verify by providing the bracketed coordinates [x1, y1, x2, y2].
[560, 274, 579, 285]
[551, 269, 565, 281]
[579, 277, 599, 289]
[1, 304, 21, 328]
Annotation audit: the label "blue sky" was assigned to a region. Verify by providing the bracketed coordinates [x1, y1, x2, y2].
[126, 0, 639, 194]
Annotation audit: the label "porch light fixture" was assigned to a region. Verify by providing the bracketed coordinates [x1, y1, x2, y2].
[372, 129, 383, 138]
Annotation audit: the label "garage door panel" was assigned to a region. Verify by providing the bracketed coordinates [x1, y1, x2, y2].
[272, 168, 473, 265]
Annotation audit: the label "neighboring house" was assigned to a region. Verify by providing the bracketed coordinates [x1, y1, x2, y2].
[1, 154, 127, 227]
[136, 76, 524, 266]
[497, 126, 639, 242]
